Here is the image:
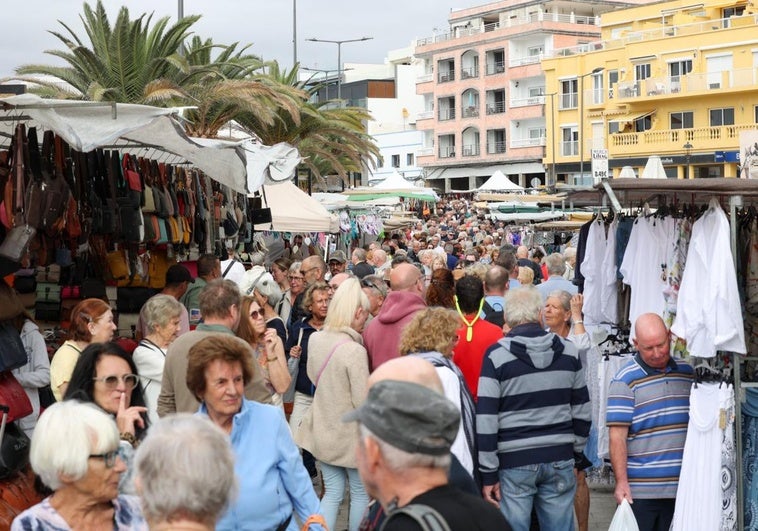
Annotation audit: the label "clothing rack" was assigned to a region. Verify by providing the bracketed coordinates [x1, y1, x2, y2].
[587, 178, 758, 531]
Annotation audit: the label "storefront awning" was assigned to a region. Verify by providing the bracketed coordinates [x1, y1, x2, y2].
[609, 111, 654, 123]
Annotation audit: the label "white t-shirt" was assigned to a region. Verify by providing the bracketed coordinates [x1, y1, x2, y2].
[221, 258, 246, 287]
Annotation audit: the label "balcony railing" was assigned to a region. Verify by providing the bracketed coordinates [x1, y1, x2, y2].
[547, 14, 758, 58]
[614, 68, 757, 100]
[438, 71, 455, 83]
[486, 61, 506, 75]
[510, 55, 542, 68]
[416, 72, 433, 83]
[511, 95, 545, 107]
[486, 101, 506, 114]
[487, 141, 507, 154]
[416, 12, 599, 47]
[439, 108, 456, 121]
[417, 110, 434, 120]
[609, 124, 754, 150]
[461, 66, 479, 79]
[462, 144, 481, 156]
[511, 137, 546, 148]
[439, 146, 456, 158]
[417, 147, 434, 156]
[462, 106, 480, 118]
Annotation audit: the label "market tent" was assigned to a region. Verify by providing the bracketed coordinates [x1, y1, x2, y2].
[0, 94, 249, 193]
[255, 181, 339, 233]
[641, 155, 667, 179]
[478, 170, 524, 192]
[373, 170, 415, 190]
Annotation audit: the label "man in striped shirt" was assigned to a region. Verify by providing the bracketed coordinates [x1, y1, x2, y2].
[607, 313, 694, 531]
[476, 287, 591, 530]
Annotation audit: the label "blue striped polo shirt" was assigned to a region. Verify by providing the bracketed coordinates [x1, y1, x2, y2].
[606, 354, 694, 499]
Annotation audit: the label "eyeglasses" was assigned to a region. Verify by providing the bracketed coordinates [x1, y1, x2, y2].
[360, 279, 386, 296]
[288, 275, 304, 282]
[92, 374, 139, 390]
[89, 449, 120, 468]
[249, 309, 264, 320]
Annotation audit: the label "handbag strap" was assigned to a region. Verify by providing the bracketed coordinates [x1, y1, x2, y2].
[314, 339, 350, 388]
[222, 259, 236, 279]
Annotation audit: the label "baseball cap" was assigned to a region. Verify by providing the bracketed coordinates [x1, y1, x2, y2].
[343, 380, 460, 456]
[166, 265, 194, 284]
[329, 250, 347, 264]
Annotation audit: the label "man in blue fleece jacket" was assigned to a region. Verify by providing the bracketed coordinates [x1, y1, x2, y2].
[476, 286, 591, 531]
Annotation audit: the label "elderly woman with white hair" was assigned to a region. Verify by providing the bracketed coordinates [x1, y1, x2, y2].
[132, 294, 183, 424]
[12, 401, 147, 530]
[241, 265, 287, 342]
[295, 278, 371, 531]
[134, 414, 236, 530]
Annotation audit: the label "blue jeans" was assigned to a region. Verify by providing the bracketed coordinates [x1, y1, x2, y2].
[499, 458, 576, 531]
[319, 462, 368, 531]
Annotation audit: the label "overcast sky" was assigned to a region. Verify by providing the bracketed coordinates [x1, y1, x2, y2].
[2, 0, 484, 79]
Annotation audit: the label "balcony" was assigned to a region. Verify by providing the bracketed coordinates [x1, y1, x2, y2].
[510, 55, 542, 68]
[462, 144, 481, 157]
[417, 72, 433, 83]
[439, 108, 456, 121]
[486, 62, 506, 75]
[439, 146, 456, 158]
[417, 147, 434, 156]
[417, 110, 434, 120]
[461, 66, 479, 79]
[511, 95, 545, 107]
[614, 68, 757, 101]
[487, 141, 506, 154]
[511, 137, 546, 148]
[462, 106, 480, 118]
[609, 124, 753, 155]
[438, 71, 455, 83]
[486, 102, 506, 115]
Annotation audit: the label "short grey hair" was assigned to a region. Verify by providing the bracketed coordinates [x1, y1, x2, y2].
[289, 261, 302, 274]
[143, 294, 183, 334]
[545, 253, 567, 276]
[353, 248, 367, 261]
[135, 414, 237, 526]
[249, 252, 265, 267]
[548, 290, 573, 313]
[31, 401, 119, 490]
[504, 286, 543, 327]
[359, 424, 450, 472]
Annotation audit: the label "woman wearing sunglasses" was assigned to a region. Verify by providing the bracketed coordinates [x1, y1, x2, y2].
[237, 296, 291, 408]
[64, 343, 149, 495]
[11, 400, 148, 530]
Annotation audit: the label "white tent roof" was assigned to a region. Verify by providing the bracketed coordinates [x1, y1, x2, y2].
[372, 170, 416, 190]
[255, 181, 339, 233]
[0, 94, 250, 192]
[641, 155, 667, 179]
[478, 170, 524, 192]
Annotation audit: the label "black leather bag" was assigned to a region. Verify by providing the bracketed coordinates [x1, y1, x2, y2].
[116, 286, 155, 313]
[0, 409, 30, 480]
[34, 301, 61, 322]
[0, 323, 27, 373]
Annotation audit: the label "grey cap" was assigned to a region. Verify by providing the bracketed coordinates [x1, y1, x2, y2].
[343, 380, 460, 456]
[329, 250, 347, 263]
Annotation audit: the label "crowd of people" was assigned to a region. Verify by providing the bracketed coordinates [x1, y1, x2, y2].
[3, 197, 693, 531]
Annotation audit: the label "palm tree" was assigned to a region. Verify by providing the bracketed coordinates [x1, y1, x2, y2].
[237, 62, 380, 182]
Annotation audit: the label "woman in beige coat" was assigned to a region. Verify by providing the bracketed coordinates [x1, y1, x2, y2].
[294, 277, 370, 531]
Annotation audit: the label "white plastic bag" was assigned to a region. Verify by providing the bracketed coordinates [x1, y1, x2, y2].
[608, 499, 639, 531]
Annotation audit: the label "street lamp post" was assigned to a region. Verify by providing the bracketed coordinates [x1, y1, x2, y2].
[293, 0, 297, 66]
[306, 36, 373, 102]
[683, 141, 693, 179]
[546, 92, 558, 193]
[578, 67, 604, 184]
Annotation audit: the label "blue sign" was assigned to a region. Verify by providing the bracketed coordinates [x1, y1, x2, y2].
[714, 151, 739, 162]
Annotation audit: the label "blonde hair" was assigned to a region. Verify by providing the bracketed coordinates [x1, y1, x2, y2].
[399, 307, 461, 357]
[517, 266, 534, 286]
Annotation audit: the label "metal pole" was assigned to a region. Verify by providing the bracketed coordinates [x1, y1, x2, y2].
[293, 0, 297, 67]
[579, 76, 584, 184]
[550, 92, 556, 191]
[337, 43, 342, 102]
[178, 0, 184, 19]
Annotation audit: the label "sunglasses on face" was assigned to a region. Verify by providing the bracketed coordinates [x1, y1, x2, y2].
[249, 309, 264, 320]
[92, 374, 139, 390]
[89, 449, 120, 468]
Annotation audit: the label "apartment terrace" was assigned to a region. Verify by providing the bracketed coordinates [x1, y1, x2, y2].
[608, 123, 755, 156]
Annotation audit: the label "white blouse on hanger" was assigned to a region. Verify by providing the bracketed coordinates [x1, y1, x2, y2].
[671, 199, 746, 357]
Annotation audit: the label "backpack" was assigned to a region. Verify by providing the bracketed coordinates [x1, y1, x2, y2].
[482, 300, 505, 328]
[381, 504, 452, 531]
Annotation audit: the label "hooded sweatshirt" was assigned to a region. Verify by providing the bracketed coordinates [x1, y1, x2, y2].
[476, 322, 591, 485]
[362, 291, 426, 371]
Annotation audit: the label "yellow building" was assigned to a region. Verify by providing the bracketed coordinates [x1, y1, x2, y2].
[541, 0, 758, 182]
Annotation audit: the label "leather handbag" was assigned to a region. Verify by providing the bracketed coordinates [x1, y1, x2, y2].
[36, 283, 61, 303]
[35, 264, 61, 283]
[0, 403, 31, 480]
[60, 285, 81, 300]
[0, 224, 36, 262]
[13, 270, 36, 294]
[0, 324, 27, 373]
[81, 278, 108, 302]
[34, 300, 61, 322]
[0, 372, 32, 423]
[116, 286, 155, 313]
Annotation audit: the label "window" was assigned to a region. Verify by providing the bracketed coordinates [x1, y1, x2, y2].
[560, 79, 578, 109]
[406, 153, 414, 166]
[529, 128, 546, 142]
[561, 127, 578, 156]
[529, 87, 545, 97]
[670, 111, 694, 129]
[391, 155, 400, 168]
[527, 45, 544, 57]
[486, 49, 505, 74]
[634, 114, 652, 132]
[668, 60, 692, 80]
[635, 63, 651, 81]
[592, 72, 604, 105]
[487, 129, 506, 154]
[710, 108, 734, 126]
[608, 70, 618, 99]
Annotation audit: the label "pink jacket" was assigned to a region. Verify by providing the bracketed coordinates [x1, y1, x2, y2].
[362, 291, 426, 371]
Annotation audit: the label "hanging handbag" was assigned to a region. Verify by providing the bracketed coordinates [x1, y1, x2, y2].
[0, 323, 27, 373]
[0, 404, 31, 480]
[35, 264, 61, 283]
[0, 372, 33, 422]
[0, 224, 36, 262]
